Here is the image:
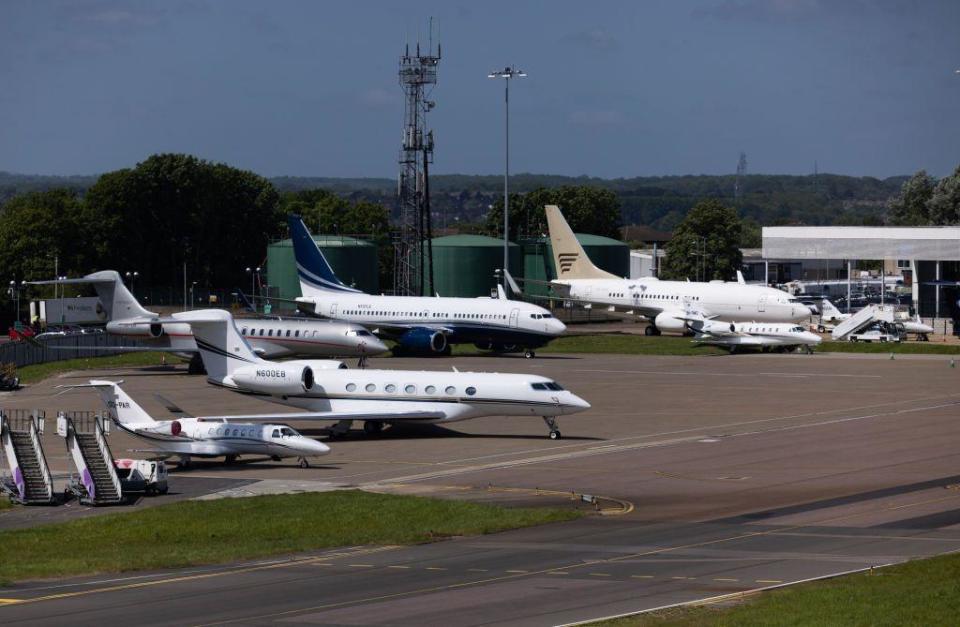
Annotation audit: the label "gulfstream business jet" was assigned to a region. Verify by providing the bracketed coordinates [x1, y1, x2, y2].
[287, 215, 565, 358]
[678, 308, 822, 354]
[544, 205, 810, 335]
[28, 271, 388, 371]
[61, 380, 330, 467]
[159, 309, 590, 439]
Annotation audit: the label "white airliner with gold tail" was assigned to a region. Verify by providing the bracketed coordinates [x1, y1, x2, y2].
[544, 205, 810, 335]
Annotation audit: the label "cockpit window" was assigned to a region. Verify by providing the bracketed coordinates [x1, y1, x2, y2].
[271, 428, 280, 438]
[792, 326, 804, 332]
[280, 427, 296, 436]
[531, 383, 548, 390]
[541, 313, 552, 318]
[545, 382, 564, 391]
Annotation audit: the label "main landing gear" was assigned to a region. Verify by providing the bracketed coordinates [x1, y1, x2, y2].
[543, 416, 561, 440]
[644, 325, 661, 337]
[363, 421, 384, 435]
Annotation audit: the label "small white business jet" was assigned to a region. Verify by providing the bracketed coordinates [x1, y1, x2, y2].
[158, 309, 590, 439]
[29, 270, 387, 371]
[62, 379, 330, 467]
[543, 205, 810, 334]
[680, 308, 822, 354]
[287, 215, 565, 358]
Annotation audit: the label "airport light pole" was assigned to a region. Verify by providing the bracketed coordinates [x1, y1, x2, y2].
[125, 271, 139, 297]
[8, 280, 24, 323]
[488, 66, 526, 283]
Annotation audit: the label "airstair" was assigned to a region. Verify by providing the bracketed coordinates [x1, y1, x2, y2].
[1, 410, 54, 505]
[831, 304, 896, 341]
[59, 411, 124, 506]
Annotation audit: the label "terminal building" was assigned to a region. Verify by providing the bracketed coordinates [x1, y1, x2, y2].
[762, 226, 960, 321]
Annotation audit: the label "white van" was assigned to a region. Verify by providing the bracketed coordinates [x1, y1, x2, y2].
[114, 459, 169, 495]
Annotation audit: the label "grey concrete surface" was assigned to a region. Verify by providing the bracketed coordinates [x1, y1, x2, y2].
[1, 351, 959, 624]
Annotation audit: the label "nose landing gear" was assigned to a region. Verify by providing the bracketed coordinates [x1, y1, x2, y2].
[524, 350, 536, 359]
[543, 416, 561, 440]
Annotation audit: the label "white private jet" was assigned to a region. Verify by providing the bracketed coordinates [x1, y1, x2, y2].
[287, 215, 565, 358]
[680, 308, 822, 354]
[543, 205, 810, 334]
[28, 271, 388, 371]
[157, 309, 590, 439]
[61, 379, 330, 467]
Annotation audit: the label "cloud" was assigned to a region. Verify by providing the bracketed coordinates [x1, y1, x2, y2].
[693, 0, 919, 23]
[560, 28, 620, 52]
[568, 109, 626, 128]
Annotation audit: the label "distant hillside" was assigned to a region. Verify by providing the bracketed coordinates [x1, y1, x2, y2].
[1, 170, 908, 229]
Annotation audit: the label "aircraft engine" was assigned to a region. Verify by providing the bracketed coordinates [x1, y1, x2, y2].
[653, 312, 687, 334]
[699, 320, 737, 336]
[231, 363, 316, 396]
[105, 321, 165, 338]
[398, 328, 448, 354]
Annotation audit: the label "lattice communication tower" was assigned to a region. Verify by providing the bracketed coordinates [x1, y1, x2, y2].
[393, 28, 440, 296]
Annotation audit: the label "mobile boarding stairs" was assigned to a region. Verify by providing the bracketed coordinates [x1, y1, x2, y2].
[830, 304, 898, 341]
[1, 410, 55, 505]
[59, 411, 125, 506]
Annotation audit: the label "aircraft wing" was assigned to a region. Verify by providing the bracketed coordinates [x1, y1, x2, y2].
[198, 409, 446, 423]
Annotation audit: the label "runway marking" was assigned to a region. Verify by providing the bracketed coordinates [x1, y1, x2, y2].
[467, 568, 488, 572]
[0, 545, 400, 607]
[631, 575, 654, 579]
[756, 579, 782, 584]
[589, 573, 611, 577]
[425, 567, 447, 571]
[506, 569, 529, 574]
[387, 565, 410, 570]
[0, 599, 23, 605]
[549, 571, 570, 575]
[671, 576, 693, 580]
[348, 564, 375, 568]
[714, 577, 739, 582]
[575, 368, 883, 379]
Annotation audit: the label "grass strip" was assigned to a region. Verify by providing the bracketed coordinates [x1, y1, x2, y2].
[15, 352, 179, 384]
[0, 490, 579, 583]
[594, 552, 960, 627]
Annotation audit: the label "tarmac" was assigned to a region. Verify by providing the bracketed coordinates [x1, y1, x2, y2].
[2, 350, 960, 624]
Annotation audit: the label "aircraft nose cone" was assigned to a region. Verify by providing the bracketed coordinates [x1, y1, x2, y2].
[551, 319, 567, 335]
[806, 332, 823, 344]
[309, 439, 331, 455]
[563, 392, 591, 414]
[366, 337, 389, 355]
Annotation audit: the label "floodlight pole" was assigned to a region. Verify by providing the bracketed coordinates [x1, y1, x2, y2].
[488, 66, 526, 283]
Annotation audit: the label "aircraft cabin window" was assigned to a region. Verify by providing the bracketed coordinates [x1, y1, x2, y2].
[295, 330, 300, 337]
[259, 329, 264, 336]
[385, 383, 397, 393]
[268, 329, 274, 337]
[465, 386, 477, 396]
[241, 327, 248, 335]
[425, 385, 436, 394]
[445, 386, 456, 395]
[286, 330, 291, 337]
[232, 428, 239, 437]
[346, 383, 357, 392]
[272, 429, 280, 438]
[404, 384, 416, 394]
[365, 383, 376, 392]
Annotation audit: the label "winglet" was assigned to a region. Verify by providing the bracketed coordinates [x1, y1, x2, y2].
[736, 270, 746, 285]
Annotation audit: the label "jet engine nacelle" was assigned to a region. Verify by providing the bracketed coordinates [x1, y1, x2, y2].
[106, 320, 164, 338]
[231, 363, 316, 396]
[653, 312, 687, 334]
[398, 328, 448, 354]
[699, 320, 737, 337]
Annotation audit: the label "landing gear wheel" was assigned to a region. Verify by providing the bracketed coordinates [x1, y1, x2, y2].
[224, 454, 238, 465]
[363, 421, 384, 435]
[542, 415, 560, 439]
[644, 325, 655, 336]
[187, 354, 206, 375]
[298, 457, 310, 469]
[524, 350, 535, 359]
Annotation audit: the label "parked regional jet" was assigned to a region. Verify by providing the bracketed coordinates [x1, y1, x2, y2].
[680, 309, 822, 354]
[159, 309, 589, 439]
[28, 271, 387, 371]
[287, 215, 564, 358]
[543, 205, 810, 335]
[61, 379, 330, 467]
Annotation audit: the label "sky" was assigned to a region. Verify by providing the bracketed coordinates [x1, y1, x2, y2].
[1, 0, 959, 179]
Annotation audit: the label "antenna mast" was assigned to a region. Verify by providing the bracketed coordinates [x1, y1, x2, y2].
[393, 19, 440, 296]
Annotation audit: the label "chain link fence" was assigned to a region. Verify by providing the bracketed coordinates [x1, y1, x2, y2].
[0, 333, 145, 369]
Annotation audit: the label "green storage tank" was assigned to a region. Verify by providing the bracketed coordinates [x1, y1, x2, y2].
[267, 235, 378, 299]
[430, 235, 521, 298]
[521, 233, 630, 297]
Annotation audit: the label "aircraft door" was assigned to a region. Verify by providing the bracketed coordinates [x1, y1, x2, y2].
[329, 303, 338, 317]
[509, 308, 519, 328]
[758, 296, 766, 313]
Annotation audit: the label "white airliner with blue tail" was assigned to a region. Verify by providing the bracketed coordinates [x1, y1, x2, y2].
[287, 215, 565, 358]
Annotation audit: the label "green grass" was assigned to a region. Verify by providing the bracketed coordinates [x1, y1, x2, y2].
[0, 490, 579, 583]
[16, 352, 180, 384]
[594, 552, 960, 627]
